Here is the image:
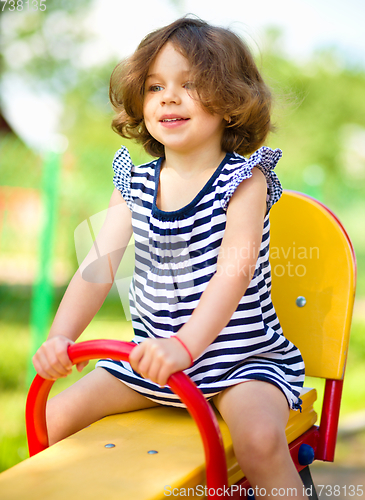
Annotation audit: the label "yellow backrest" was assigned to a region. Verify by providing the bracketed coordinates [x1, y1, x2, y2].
[269, 191, 356, 380]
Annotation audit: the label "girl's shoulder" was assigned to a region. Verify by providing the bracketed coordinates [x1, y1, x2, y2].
[226, 146, 282, 171]
[111, 146, 158, 211]
[112, 146, 158, 176]
[221, 146, 283, 213]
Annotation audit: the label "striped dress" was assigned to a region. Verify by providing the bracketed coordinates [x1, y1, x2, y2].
[96, 146, 305, 410]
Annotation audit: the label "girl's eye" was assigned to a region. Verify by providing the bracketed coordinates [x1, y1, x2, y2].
[149, 84, 164, 92]
[183, 82, 195, 90]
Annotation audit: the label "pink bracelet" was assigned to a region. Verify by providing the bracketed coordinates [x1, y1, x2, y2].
[172, 336, 194, 366]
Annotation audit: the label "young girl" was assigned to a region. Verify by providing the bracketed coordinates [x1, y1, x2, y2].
[33, 17, 307, 499]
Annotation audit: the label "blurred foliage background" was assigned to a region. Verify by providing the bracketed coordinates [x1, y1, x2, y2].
[0, 0, 364, 475]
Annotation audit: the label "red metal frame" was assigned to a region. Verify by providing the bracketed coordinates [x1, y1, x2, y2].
[26, 339, 228, 500]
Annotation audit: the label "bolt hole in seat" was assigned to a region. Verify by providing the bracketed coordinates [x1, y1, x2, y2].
[0, 191, 356, 500]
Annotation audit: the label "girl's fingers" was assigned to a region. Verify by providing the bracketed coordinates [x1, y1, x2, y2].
[144, 355, 165, 385]
[44, 349, 72, 378]
[130, 341, 161, 382]
[135, 345, 155, 379]
[32, 336, 74, 380]
[76, 360, 89, 372]
[54, 343, 73, 371]
[156, 365, 171, 387]
[129, 343, 146, 373]
[129, 339, 189, 386]
[33, 352, 67, 380]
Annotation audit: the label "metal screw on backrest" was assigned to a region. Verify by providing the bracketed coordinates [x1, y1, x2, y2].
[147, 450, 158, 454]
[104, 443, 116, 448]
[296, 296, 306, 307]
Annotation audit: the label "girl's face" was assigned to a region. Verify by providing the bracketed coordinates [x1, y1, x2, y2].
[143, 42, 225, 157]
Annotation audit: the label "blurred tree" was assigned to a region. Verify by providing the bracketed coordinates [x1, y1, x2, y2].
[0, 0, 93, 95]
[261, 40, 365, 293]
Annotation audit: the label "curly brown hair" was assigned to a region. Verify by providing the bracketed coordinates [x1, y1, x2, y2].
[110, 17, 273, 157]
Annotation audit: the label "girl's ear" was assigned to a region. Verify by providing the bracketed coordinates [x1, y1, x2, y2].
[223, 114, 232, 124]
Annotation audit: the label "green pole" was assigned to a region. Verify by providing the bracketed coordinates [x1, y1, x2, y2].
[27, 151, 60, 387]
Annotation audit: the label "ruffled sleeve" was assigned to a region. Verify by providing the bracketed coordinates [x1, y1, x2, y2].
[112, 146, 134, 211]
[221, 146, 283, 213]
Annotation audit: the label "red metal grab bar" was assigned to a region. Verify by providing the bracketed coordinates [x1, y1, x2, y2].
[26, 339, 228, 499]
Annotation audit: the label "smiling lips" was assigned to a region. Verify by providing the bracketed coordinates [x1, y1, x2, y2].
[160, 115, 189, 126]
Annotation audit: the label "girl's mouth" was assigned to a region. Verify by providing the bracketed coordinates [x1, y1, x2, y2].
[159, 116, 190, 129]
[161, 118, 189, 122]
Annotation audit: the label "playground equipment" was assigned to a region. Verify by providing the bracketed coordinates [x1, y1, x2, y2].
[0, 191, 356, 499]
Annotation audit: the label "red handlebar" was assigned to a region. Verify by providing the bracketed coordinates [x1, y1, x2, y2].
[26, 340, 228, 496]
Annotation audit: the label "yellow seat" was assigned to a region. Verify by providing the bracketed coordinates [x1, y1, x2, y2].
[0, 191, 356, 499]
[0, 388, 317, 500]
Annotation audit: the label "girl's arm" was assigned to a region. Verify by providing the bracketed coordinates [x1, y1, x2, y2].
[33, 189, 133, 380]
[130, 168, 267, 385]
[177, 167, 267, 357]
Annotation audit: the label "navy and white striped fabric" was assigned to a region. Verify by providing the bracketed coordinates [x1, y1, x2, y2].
[96, 146, 305, 410]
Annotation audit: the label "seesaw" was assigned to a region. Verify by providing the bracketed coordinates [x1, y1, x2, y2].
[0, 191, 356, 499]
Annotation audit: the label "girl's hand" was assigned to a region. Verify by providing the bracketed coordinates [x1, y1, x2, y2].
[32, 335, 89, 380]
[129, 338, 191, 387]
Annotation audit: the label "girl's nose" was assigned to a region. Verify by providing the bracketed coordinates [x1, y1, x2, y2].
[160, 86, 181, 105]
